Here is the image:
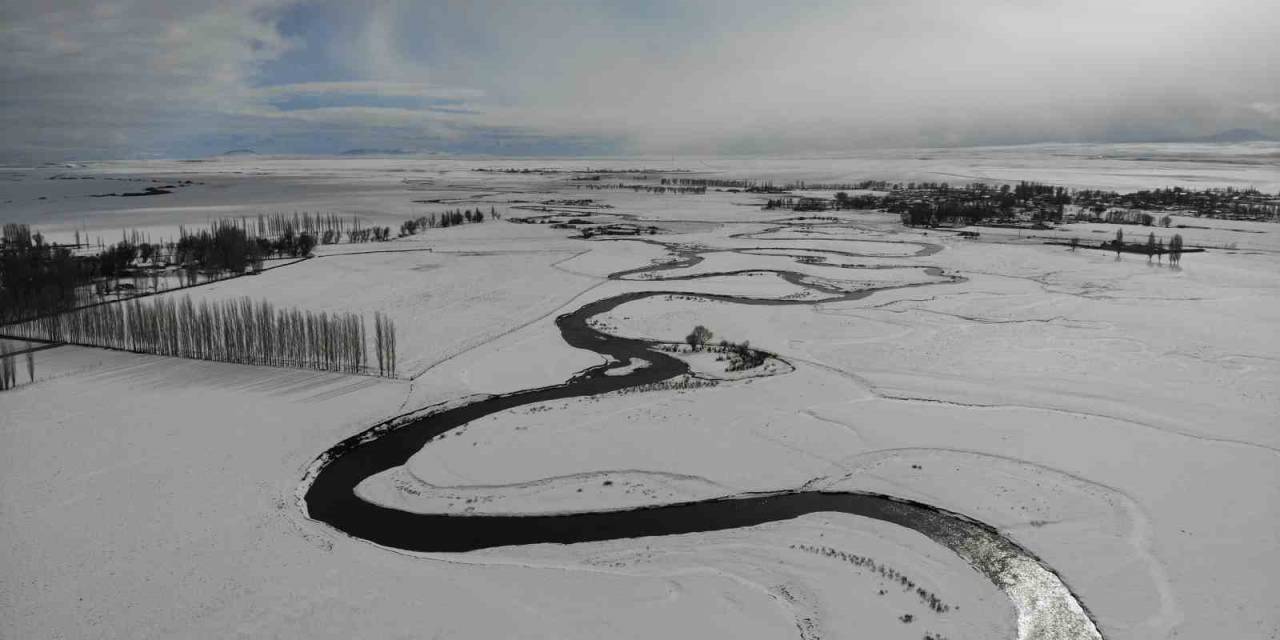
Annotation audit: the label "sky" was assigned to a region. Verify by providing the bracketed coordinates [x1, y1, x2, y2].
[2, 0, 1278, 162]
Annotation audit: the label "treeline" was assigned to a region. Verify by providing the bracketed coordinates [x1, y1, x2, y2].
[789, 180, 891, 191]
[474, 167, 688, 174]
[541, 198, 609, 208]
[2, 223, 203, 324]
[7, 294, 397, 376]
[2, 223, 43, 248]
[764, 193, 883, 211]
[1094, 210, 1167, 227]
[207, 213, 397, 248]
[168, 221, 326, 275]
[1, 213, 390, 326]
[896, 197, 1026, 226]
[177, 223, 271, 273]
[347, 226, 394, 243]
[882, 182, 1069, 226]
[832, 192, 884, 209]
[1079, 186, 1280, 220]
[175, 217, 399, 268]
[65, 221, 316, 280]
[847, 180, 1068, 198]
[653, 175, 1276, 223]
[876, 181, 1278, 225]
[570, 173, 674, 182]
[248, 212, 390, 245]
[399, 207, 492, 236]
[573, 183, 707, 194]
[1, 224, 95, 323]
[255, 212, 348, 238]
[659, 177, 785, 192]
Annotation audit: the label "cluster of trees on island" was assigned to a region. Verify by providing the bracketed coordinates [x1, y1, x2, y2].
[1079, 229, 1186, 264]
[5, 294, 398, 377]
[683, 325, 768, 372]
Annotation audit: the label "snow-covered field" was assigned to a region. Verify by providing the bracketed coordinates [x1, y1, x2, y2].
[2, 148, 1278, 640]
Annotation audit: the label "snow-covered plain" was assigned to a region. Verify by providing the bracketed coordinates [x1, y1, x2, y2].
[2, 148, 1278, 640]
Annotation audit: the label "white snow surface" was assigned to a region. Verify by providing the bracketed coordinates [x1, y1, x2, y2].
[2, 152, 1279, 640]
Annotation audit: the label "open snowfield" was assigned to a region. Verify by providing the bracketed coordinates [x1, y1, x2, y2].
[5, 142, 1279, 244]
[3, 148, 1279, 640]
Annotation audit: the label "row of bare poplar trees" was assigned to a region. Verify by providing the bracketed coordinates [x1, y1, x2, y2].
[7, 295, 396, 376]
[372, 311, 397, 377]
[0, 342, 34, 390]
[0, 350, 14, 389]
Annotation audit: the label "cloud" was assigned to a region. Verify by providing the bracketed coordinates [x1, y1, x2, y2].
[1250, 103, 1280, 121]
[450, 0, 1280, 152]
[2, 0, 1278, 161]
[254, 81, 483, 101]
[0, 0, 293, 160]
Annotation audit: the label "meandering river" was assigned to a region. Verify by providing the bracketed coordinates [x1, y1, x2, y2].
[303, 230, 1104, 640]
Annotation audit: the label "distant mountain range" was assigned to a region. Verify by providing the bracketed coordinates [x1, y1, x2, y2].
[1194, 129, 1276, 143]
[214, 148, 427, 157]
[339, 148, 413, 156]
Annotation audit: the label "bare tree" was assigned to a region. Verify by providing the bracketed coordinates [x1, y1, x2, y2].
[1169, 234, 1184, 265]
[385, 316, 396, 376]
[0, 343, 12, 390]
[685, 325, 714, 350]
[373, 312, 397, 376]
[374, 311, 385, 376]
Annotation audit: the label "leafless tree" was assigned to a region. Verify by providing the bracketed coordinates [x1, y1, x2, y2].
[0, 343, 13, 390]
[686, 325, 713, 350]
